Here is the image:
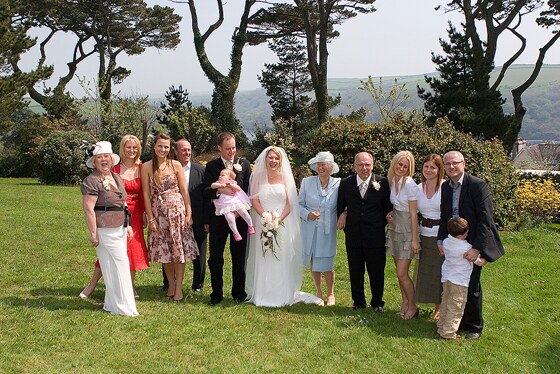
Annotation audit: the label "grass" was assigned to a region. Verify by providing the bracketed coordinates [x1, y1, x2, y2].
[1, 178, 559, 373]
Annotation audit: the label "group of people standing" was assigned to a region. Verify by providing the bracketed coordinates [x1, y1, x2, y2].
[80, 132, 504, 340]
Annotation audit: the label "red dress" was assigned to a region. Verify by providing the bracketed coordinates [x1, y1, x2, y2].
[95, 164, 149, 271]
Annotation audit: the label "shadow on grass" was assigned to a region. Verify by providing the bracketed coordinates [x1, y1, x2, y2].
[533, 333, 560, 372]
[286, 304, 437, 339]
[0, 295, 100, 311]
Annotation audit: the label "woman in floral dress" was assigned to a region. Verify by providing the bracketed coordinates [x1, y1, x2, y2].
[141, 134, 198, 302]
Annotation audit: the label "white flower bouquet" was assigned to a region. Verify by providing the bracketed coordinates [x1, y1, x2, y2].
[260, 210, 284, 259]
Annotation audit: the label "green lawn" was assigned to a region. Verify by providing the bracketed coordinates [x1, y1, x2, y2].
[1, 178, 558, 373]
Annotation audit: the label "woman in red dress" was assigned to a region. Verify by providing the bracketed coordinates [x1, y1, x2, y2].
[80, 135, 149, 299]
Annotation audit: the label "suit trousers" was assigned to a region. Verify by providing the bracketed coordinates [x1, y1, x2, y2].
[191, 236, 207, 290]
[460, 264, 484, 333]
[208, 216, 248, 301]
[346, 245, 386, 308]
[437, 281, 467, 339]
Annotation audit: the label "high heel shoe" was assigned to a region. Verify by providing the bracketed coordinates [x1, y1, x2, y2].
[79, 285, 95, 299]
[403, 308, 419, 320]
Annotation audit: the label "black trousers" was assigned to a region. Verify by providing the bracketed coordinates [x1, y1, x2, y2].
[208, 216, 248, 302]
[459, 264, 484, 333]
[346, 245, 386, 308]
[191, 235, 207, 290]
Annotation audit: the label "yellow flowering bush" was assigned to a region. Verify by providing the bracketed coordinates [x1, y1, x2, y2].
[517, 179, 560, 222]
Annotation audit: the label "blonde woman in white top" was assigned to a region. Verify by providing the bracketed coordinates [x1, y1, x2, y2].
[414, 154, 445, 320]
[386, 151, 420, 320]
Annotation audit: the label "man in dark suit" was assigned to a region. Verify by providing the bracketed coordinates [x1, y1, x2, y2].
[162, 139, 209, 292]
[438, 151, 505, 339]
[202, 132, 252, 305]
[337, 152, 392, 312]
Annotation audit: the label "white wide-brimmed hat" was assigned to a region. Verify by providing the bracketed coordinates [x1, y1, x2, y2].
[308, 151, 339, 175]
[86, 141, 120, 169]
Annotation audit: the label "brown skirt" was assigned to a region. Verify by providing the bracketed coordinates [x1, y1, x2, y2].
[413, 235, 443, 304]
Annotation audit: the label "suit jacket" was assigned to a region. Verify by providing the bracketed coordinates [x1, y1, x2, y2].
[187, 162, 209, 245]
[202, 156, 252, 224]
[337, 174, 392, 248]
[437, 172, 505, 262]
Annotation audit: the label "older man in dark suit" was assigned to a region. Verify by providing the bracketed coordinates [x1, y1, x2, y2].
[438, 151, 505, 339]
[203, 132, 252, 305]
[337, 152, 392, 312]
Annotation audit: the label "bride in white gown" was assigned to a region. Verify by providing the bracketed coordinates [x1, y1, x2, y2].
[245, 146, 322, 307]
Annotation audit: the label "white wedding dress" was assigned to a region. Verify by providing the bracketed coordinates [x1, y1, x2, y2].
[245, 183, 322, 307]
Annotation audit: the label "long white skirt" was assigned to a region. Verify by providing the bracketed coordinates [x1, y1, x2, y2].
[96, 227, 139, 316]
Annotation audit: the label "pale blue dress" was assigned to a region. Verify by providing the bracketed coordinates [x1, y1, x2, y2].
[298, 176, 340, 272]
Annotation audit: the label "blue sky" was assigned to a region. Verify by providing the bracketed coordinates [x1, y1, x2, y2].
[22, 0, 560, 97]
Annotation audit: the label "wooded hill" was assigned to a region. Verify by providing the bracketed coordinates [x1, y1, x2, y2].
[184, 64, 560, 141]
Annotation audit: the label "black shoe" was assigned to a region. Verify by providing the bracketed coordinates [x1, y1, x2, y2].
[373, 306, 385, 314]
[192, 288, 202, 294]
[209, 297, 223, 306]
[161, 284, 168, 291]
[465, 332, 481, 339]
[233, 297, 246, 303]
[352, 305, 366, 310]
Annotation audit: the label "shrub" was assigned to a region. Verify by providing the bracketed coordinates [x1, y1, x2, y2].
[304, 112, 518, 227]
[37, 130, 96, 185]
[517, 178, 560, 223]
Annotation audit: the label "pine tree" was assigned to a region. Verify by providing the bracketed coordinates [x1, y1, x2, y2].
[418, 23, 519, 151]
[158, 85, 192, 140]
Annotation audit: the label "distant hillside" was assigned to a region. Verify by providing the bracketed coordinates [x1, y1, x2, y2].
[187, 64, 558, 141]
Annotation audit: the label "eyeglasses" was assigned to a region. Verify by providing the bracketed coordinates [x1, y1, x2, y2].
[444, 160, 464, 167]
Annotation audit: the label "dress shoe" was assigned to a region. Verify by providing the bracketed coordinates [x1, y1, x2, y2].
[352, 305, 366, 310]
[209, 297, 223, 306]
[465, 332, 481, 339]
[192, 288, 202, 294]
[233, 297, 246, 303]
[373, 306, 385, 314]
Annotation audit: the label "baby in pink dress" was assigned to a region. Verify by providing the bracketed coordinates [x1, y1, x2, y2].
[212, 169, 255, 241]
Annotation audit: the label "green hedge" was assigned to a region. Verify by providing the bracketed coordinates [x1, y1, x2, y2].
[303, 112, 517, 227]
[37, 130, 96, 185]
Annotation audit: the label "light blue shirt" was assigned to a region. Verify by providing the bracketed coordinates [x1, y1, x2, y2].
[298, 176, 340, 258]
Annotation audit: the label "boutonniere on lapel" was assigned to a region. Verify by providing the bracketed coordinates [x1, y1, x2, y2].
[371, 175, 381, 191]
[233, 159, 243, 173]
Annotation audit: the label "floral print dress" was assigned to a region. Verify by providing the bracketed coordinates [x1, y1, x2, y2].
[148, 173, 198, 263]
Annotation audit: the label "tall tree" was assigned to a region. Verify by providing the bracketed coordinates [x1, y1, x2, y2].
[184, 0, 259, 143]
[157, 84, 193, 139]
[248, 0, 376, 125]
[436, 0, 560, 147]
[0, 0, 50, 131]
[512, 0, 560, 127]
[14, 0, 181, 116]
[258, 36, 314, 137]
[418, 23, 519, 149]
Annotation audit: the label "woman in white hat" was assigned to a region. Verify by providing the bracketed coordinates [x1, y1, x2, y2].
[298, 151, 341, 306]
[80, 141, 139, 316]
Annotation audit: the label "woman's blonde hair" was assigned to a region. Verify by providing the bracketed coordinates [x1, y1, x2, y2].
[387, 150, 415, 189]
[119, 135, 142, 165]
[266, 147, 283, 169]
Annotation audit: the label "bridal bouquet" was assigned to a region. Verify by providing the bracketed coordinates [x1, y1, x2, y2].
[260, 210, 283, 259]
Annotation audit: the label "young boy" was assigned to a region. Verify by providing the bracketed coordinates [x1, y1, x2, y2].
[437, 217, 486, 340]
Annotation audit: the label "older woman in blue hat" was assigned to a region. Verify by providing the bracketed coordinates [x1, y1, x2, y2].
[298, 151, 341, 306]
[81, 141, 138, 316]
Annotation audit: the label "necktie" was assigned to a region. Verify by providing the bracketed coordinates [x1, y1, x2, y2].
[225, 160, 233, 170]
[360, 181, 367, 198]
